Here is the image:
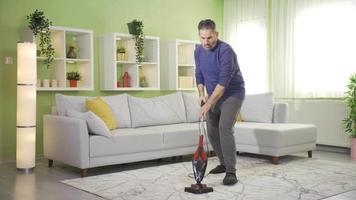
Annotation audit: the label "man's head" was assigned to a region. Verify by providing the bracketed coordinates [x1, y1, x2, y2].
[198, 19, 219, 50]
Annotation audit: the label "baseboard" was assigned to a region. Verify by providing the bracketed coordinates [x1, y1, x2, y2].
[316, 144, 350, 154]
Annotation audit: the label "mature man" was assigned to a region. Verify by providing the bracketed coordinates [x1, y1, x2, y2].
[195, 19, 245, 185]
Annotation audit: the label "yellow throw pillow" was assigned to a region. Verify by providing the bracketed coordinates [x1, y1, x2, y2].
[236, 113, 243, 123]
[86, 97, 117, 130]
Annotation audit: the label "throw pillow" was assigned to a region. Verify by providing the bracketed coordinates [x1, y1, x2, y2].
[236, 113, 242, 122]
[66, 109, 112, 138]
[239, 93, 274, 123]
[86, 97, 117, 130]
[55, 93, 89, 116]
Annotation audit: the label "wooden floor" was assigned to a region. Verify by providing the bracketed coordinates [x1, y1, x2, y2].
[0, 147, 355, 200]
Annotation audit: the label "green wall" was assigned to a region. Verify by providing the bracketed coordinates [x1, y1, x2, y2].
[0, 0, 223, 161]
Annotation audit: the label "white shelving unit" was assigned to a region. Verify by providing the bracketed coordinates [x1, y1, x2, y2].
[100, 33, 160, 91]
[33, 26, 94, 91]
[166, 39, 199, 90]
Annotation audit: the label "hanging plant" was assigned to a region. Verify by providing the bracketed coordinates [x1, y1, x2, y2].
[127, 19, 144, 64]
[27, 9, 55, 69]
[342, 73, 356, 138]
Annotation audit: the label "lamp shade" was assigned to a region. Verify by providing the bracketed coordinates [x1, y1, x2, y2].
[16, 42, 36, 171]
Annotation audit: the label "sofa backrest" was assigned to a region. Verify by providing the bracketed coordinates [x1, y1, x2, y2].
[181, 92, 286, 123]
[55, 93, 131, 128]
[128, 92, 187, 127]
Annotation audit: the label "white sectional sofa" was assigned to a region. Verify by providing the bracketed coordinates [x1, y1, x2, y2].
[43, 92, 317, 176]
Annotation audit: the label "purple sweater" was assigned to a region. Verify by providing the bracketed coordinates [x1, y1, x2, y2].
[195, 40, 245, 99]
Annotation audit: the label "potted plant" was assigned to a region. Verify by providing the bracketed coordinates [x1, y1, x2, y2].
[66, 71, 81, 87]
[27, 9, 55, 69]
[127, 19, 144, 64]
[342, 73, 356, 160]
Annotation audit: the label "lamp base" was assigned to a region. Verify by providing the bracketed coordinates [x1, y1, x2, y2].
[17, 167, 34, 174]
[184, 183, 213, 194]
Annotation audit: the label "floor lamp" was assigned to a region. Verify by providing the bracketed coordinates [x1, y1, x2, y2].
[16, 42, 36, 173]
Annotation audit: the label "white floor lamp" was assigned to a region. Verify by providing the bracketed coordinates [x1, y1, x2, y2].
[16, 42, 37, 173]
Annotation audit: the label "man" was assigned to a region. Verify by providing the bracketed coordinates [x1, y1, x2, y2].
[195, 19, 245, 185]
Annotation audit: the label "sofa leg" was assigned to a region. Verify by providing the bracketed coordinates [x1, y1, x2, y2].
[48, 159, 53, 168]
[236, 151, 240, 155]
[308, 150, 312, 158]
[80, 169, 88, 177]
[271, 156, 279, 164]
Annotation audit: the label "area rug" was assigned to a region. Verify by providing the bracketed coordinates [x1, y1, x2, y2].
[62, 156, 356, 200]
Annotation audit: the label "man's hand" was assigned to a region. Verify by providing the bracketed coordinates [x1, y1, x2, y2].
[200, 101, 212, 118]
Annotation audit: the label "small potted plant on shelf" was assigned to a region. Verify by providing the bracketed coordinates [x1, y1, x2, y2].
[27, 9, 55, 69]
[127, 19, 144, 64]
[66, 71, 81, 87]
[342, 73, 356, 160]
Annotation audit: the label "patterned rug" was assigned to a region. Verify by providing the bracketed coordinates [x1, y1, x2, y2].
[62, 156, 356, 200]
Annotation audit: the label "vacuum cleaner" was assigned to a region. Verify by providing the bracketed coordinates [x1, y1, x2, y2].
[184, 117, 213, 194]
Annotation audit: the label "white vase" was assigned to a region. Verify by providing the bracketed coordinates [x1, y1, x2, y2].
[43, 79, 50, 87]
[51, 79, 58, 87]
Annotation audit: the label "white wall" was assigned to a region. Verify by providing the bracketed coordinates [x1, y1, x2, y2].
[278, 99, 350, 147]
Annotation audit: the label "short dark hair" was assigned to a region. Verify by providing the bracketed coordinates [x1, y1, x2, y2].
[198, 19, 216, 31]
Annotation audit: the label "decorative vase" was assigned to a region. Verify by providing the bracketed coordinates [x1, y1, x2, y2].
[43, 79, 50, 87]
[122, 72, 130, 87]
[351, 138, 356, 160]
[69, 80, 77, 87]
[51, 79, 58, 87]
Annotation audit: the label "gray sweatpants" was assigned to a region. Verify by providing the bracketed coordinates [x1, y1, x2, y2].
[207, 96, 243, 173]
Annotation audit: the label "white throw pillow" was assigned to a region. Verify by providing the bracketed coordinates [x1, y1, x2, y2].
[66, 109, 112, 138]
[55, 93, 90, 116]
[240, 93, 274, 123]
[182, 92, 200, 122]
[128, 92, 187, 127]
[102, 94, 131, 128]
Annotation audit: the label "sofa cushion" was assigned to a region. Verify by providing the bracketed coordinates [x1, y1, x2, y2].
[143, 123, 201, 148]
[102, 94, 131, 128]
[90, 128, 164, 157]
[182, 92, 200, 122]
[86, 97, 117, 130]
[66, 109, 112, 138]
[234, 122, 317, 147]
[240, 93, 274, 123]
[55, 93, 89, 116]
[128, 92, 187, 127]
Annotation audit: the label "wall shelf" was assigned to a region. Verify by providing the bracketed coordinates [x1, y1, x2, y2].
[32, 26, 94, 91]
[100, 33, 160, 91]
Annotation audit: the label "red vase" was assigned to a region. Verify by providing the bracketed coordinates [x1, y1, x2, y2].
[351, 138, 356, 160]
[122, 72, 130, 87]
[69, 80, 77, 87]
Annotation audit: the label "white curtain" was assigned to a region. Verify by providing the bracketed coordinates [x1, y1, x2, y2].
[271, 0, 356, 98]
[224, 0, 268, 94]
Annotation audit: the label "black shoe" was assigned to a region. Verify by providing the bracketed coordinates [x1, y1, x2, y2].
[223, 173, 238, 185]
[209, 165, 226, 174]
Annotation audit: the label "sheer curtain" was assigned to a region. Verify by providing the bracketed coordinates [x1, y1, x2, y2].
[271, 0, 356, 98]
[224, 0, 268, 94]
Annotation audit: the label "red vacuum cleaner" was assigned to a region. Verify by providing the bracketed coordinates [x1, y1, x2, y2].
[184, 117, 213, 194]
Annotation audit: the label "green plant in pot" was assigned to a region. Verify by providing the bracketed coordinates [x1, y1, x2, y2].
[127, 19, 144, 64]
[342, 73, 356, 160]
[27, 9, 55, 69]
[66, 71, 81, 88]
